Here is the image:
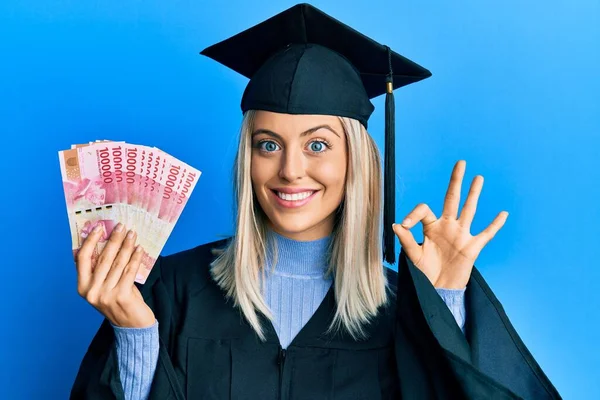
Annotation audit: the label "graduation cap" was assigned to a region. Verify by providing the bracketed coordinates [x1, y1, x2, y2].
[200, 3, 431, 264]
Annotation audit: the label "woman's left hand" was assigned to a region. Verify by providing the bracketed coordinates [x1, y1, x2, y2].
[392, 160, 509, 289]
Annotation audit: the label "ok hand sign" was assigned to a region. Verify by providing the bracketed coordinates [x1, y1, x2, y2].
[393, 160, 509, 289]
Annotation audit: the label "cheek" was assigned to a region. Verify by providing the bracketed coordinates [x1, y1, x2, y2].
[251, 154, 275, 192]
[314, 158, 346, 194]
[250, 154, 264, 185]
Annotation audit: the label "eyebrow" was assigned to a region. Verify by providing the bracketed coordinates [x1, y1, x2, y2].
[251, 124, 341, 140]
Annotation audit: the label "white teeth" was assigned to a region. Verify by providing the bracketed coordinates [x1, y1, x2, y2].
[276, 191, 314, 201]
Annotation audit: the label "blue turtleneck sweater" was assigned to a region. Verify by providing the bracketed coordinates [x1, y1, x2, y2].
[112, 232, 467, 400]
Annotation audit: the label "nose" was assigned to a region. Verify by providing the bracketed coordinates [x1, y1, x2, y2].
[279, 146, 306, 182]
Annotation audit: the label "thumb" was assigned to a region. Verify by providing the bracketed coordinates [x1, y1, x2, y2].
[392, 223, 422, 265]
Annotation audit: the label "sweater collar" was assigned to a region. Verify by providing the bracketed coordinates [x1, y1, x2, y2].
[265, 228, 332, 276]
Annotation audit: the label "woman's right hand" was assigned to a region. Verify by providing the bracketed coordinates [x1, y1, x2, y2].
[76, 223, 156, 328]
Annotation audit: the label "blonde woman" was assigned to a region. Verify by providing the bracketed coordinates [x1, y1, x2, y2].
[71, 4, 561, 399]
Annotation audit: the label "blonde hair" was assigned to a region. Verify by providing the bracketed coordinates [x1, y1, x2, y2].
[210, 110, 389, 340]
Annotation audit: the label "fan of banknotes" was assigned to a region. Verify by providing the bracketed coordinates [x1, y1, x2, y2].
[58, 140, 201, 284]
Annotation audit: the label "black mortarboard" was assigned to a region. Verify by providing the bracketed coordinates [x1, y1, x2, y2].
[200, 3, 431, 264]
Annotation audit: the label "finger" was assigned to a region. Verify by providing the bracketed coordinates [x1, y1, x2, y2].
[401, 203, 437, 229]
[458, 175, 484, 228]
[103, 230, 137, 290]
[393, 223, 422, 265]
[473, 211, 509, 249]
[76, 224, 104, 288]
[442, 160, 466, 219]
[116, 244, 144, 291]
[90, 224, 127, 286]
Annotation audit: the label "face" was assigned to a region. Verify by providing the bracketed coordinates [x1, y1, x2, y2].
[251, 111, 347, 241]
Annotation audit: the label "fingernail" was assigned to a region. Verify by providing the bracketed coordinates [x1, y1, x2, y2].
[92, 225, 101, 232]
[114, 223, 123, 233]
[127, 230, 135, 239]
[135, 245, 142, 252]
[402, 218, 412, 226]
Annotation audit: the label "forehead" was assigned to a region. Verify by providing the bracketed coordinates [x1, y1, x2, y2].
[253, 110, 344, 136]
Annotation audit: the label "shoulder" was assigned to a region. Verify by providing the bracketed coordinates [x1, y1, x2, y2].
[384, 266, 398, 286]
[160, 237, 230, 277]
[366, 266, 398, 324]
[381, 266, 399, 317]
[138, 236, 231, 301]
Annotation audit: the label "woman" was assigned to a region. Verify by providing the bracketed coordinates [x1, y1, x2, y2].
[71, 4, 561, 399]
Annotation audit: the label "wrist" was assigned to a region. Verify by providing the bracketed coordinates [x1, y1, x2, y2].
[111, 318, 158, 330]
[434, 279, 467, 290]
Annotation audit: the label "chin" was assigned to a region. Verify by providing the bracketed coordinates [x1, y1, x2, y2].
[270, 214, 316, 235]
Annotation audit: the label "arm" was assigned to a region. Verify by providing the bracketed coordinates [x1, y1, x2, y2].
[112, 321, 160, 400]
[71, 256, 186, 400]
[394, 249, 562, 399]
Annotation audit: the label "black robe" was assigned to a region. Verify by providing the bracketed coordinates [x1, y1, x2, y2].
[71, 238, 562, 399]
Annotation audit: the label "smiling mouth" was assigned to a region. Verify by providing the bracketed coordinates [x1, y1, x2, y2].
[271, 189, 318, 201]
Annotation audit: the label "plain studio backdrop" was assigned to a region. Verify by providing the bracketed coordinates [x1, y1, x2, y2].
[0, 0, 598, 398]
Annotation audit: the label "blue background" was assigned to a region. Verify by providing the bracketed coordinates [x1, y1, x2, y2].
[1, 0, 598, 398]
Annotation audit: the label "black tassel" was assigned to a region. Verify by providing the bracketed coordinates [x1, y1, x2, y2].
[383, 46, 396, 264]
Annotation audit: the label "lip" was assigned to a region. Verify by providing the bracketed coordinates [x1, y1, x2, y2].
[270, 189, 319, 209]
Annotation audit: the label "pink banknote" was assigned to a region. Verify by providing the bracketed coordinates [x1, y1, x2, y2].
[59, 145, 119, 212]
[166, 164, 201, 225]
[122, 144, 146, 230]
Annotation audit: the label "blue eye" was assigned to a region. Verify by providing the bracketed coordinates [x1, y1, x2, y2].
[310, 141, 326, 152]
[259, 141, 280, 152]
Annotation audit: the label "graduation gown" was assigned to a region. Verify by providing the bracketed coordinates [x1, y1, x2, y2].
[71, 238, 562, 399]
